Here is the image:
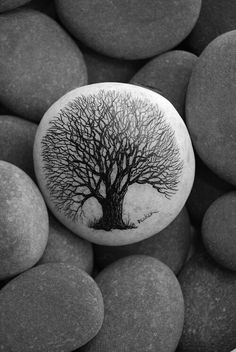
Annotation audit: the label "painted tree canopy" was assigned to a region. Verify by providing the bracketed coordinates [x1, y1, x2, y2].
[41, 90, 183, 231]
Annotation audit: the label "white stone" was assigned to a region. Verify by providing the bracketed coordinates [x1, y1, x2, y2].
[34, 82, 195, 245]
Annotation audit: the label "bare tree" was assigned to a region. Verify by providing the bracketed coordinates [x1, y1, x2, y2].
[41, 90, 183, 231]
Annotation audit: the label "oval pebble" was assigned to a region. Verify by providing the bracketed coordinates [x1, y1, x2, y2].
[0, 161, 48, 280]
[38, 214, 94, 274]
[178, 251, 236, 352]
[0, 263, 104, 352]
[54, 0, 202, 60]
[0, 115, 37, 179]
[0, 0, 30, 12]
[80, 255, 184, 352]
[130, 50, 197, 119]
[94, 207, 191, 274]
[186, 30, 236, 186]
[34, 82, 195, 245]
[184, 0, 236, 55]
[202, 192, 236, 271]
[0, 9, 87, 123]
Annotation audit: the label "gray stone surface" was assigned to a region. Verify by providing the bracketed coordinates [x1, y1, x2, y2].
[186, 30, 236, 186]
[0, 161, 48, 280]
[0, 9, 87, 122]
[55, 0, 202, 59]
[178, 251, 236, 352]
[202, 192, 236, 271]
[81, 255, 184, 352]
[0, 263, 104, 351]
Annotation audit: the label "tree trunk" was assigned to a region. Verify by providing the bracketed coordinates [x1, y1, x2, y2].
[93, 193, 133, 231]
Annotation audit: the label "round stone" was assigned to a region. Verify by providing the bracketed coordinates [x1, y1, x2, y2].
[130, 50, 197, 119]
[0, 161, 48, 280]
[34, 82, 195, 245]
[0, 263, 104, 352]
[54, 0, 202, 60]
[202, 192, 236, 271]
[38, 214, 94, 274]
[0, 9, 87, 123]
[178, 252, 236, 352]
[80, 255, 184, 352]
[0, 0, 30, 12]
[94, 207, 191, 274]
[184, 0, 236, 55]
[0, 115, 37, 179]
[186, 30, 236, 186]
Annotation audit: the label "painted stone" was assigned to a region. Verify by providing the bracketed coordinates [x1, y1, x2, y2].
[79, 255, 184, 352]
[54, 0, 202, 60]
[186, 30, 236, 186]
[34, 82, 195, 245]
[0, 263, 104, 352]
[0, 161, 48, 280]
[202, 192, 236, 271]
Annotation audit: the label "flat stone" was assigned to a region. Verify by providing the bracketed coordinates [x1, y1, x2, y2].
[54, 0, 202, 59]
[202, 192, 236, 271]
[0, 161, 48, 280]
[178, 251, 236, 352]
[186, 30, 236, 186]
[80, 255, 184, 352]
[0, 9, 87, 123]
[0, 263, 104, 352]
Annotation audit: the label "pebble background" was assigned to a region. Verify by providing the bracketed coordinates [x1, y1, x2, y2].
[0, 0, 235, 351]
[80, 255, 184, 352]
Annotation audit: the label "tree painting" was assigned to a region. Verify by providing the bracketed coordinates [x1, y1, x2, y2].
[41, 90, 183, 231]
